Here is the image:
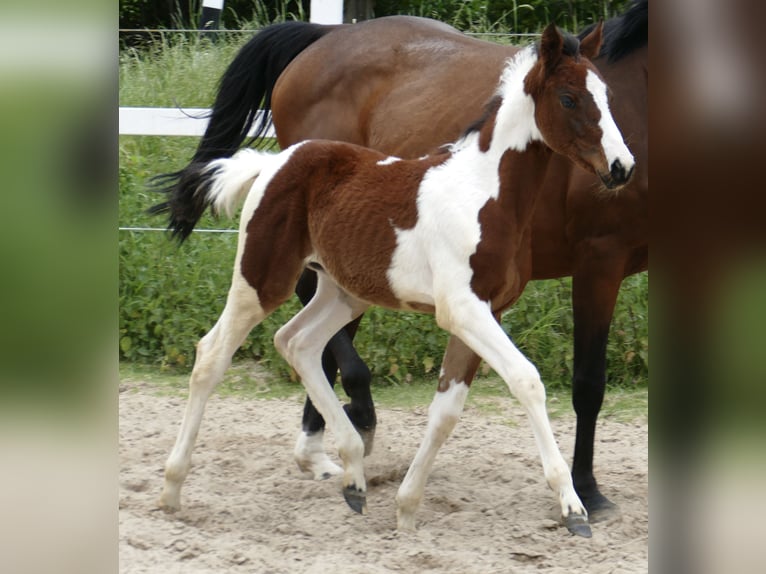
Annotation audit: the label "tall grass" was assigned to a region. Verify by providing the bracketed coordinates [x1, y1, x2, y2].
[119, 12, 648, 390]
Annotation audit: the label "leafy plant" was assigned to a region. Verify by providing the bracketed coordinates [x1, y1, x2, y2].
[119, 3, 647, 390]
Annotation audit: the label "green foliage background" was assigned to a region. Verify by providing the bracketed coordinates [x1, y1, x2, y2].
[119, 4, 647, 390]
[119, 1, 632, 33]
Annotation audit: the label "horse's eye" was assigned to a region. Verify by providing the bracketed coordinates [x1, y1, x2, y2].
[560, 95, 576, 109]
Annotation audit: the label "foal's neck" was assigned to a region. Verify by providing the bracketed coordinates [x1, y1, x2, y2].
[449, 47, 544, 166]
[441, 47, 551, 223]
[490, 48, 543, 156]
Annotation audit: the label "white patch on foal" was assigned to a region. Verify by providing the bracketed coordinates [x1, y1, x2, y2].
[386, 47, 543, 310]
[376, 156, 401, 166]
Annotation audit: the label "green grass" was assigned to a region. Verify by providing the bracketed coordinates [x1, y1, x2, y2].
[119, 361, 647, 423]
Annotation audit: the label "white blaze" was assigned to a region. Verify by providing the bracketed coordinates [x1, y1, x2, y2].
[585, 70, 635, 172]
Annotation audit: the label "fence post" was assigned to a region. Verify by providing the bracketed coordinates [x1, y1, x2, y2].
[310, 0, 343, 24]
[344, 0, 375, 23]
[200, 0, 224, 32]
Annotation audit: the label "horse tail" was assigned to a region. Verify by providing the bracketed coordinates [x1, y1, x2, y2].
[206, 149, 273, 218]
[174, 148, 272, 225]
[148, 21, 335, 241]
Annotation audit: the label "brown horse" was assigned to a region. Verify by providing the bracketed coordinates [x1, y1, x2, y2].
[151, 1, 647, 518]
[157, 23, 634, 537]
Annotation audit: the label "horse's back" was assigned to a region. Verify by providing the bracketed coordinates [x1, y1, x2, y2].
[271, 16, 514, 154]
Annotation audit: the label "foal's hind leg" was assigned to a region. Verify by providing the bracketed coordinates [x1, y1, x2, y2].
[159, 276, 266, 512]
[294, 323, 374, 479]
[275, 275, 370, 513]
[430, 295, 590, 536]
[294, 270, 375, 480]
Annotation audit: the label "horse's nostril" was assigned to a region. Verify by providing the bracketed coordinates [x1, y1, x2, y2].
[610, 159, 624, 180]
[610, 159, 633, 183]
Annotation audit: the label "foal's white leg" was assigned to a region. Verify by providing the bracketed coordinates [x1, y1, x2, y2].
[274, 275, 370, 512]
[434, 296, 590, 536]
[159, 276, 265, 511]
[396, 378, 470, 530]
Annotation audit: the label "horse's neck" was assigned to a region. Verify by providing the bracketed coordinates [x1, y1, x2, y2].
[495, 144, 551, 220]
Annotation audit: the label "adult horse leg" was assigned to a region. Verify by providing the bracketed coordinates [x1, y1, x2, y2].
[570, 249, 628, 518]
[397, 296, 590, 536]
[159, 274, 267, 512]
[275, 274, 371, 513]
[293, 269, 376, 480]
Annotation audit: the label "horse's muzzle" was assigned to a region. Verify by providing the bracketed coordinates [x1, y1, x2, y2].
[600, 159, 635, 190]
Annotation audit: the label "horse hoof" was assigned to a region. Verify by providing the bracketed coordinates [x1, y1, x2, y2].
[565, 513, 592, 538]
[157, 499, 179, 514]
[584, 492, 619, 523]
[357, 426, 376, 457]
[157, 490, 181, 513]
[343, 485, 367, 515]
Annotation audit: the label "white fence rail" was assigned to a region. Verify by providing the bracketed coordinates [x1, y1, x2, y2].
[118, 107, 275, 137]
[119, 107, 271, 235]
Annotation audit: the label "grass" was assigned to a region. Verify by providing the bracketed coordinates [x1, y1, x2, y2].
[119, 361, 647, 423]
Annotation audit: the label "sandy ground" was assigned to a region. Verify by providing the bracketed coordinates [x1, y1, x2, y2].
[119, 380, 647, 573]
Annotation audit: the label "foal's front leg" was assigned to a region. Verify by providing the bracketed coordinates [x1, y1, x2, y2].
[442, 296, 590, 536]
[396, 335, 480, 530]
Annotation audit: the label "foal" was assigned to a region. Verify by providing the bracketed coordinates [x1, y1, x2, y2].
[158, 23, 633, 537]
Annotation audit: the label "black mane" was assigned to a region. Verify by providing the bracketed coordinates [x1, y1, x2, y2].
[579, 0, 647, 63]
[458, 95, 502, 143]
[561, 32, 580, 58]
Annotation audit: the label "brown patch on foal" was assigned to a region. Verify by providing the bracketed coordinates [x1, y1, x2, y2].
[469, 145, 548, 311]
[238, 159, 313, 312]
[241, 141, 451, 310]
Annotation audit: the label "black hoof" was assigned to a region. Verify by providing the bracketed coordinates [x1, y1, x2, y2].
[583, 491, 618, 523]
[565, 514, 592, 538]
[343, 485, 367, 515]
[357, 426, 376, 457]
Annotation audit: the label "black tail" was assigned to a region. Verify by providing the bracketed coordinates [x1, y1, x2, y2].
[148, 21, 335, 241]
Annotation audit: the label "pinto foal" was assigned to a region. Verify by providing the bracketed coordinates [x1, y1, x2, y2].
[158, 23, 633, 537]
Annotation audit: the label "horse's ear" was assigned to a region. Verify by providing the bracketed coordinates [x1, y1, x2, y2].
[539, 23, 563, 74]
[579, 21, 604, 60]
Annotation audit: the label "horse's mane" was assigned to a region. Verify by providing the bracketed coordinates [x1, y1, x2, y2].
[579, 0, 647, 63]
[458, 95, 503, 144]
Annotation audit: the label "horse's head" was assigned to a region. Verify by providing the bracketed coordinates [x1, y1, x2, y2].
[526, 22, 635, 190]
